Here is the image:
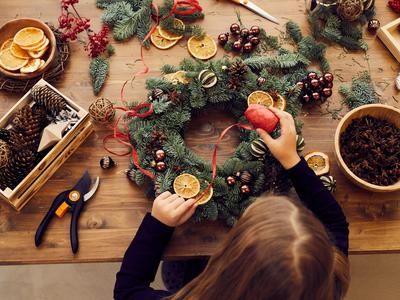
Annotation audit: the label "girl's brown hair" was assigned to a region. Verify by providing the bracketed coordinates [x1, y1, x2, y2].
[170, 196, 350, 300]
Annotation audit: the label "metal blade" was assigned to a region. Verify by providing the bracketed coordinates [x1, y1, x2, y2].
[72, 171, 91, 197]
[242, 1, 279, 24]
[84, 176, 100, 202]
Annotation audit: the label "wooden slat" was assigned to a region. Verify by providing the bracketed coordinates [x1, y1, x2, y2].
[0, 0, 400, 264]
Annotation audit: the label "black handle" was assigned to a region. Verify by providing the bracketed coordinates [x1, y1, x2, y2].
[35, 191, 68, 247]
[70, 198, 84, 254]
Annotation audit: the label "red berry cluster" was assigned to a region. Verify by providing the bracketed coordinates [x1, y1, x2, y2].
[388, 0, 400, 13]
[86, 26, 110, 58]
[297, 72, 334, 103]
[58, 0, 109, 58]
[218, 23, 261, 54]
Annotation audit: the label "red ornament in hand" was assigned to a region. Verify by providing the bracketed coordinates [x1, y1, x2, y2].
[244, 104, 279, 133]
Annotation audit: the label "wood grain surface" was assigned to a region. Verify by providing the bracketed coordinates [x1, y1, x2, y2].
[1, 0, 400, 265]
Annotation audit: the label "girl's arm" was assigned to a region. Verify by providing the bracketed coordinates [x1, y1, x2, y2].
[114, 193, 197, 300]
[287, 157, 349, 256]
[257, 107, 349, 256]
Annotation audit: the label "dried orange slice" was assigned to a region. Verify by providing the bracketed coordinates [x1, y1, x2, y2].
[173, 173, 201, 199]
[1, 39, 13, 51]
[10, 42, 30, 59]
[0, 48, 29, 71]
[151, 27, 178, 50]
[272, 93, 286, 110]
[304, 151, 330, 176]
[28, 47, 48, 59]
[187, 35, 217, 60]
[164, 70, 190, 85]
[20, 58, 41, 74]
[196, 184, 213, 205]
[38, 59, 46, 70]
[21, 37, 48, 51]
[13, 27, 44, 48]
[247, 91, 274, 107]
[158, 18, 185, 41]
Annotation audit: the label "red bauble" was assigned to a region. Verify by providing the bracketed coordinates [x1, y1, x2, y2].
[155, 161, 166, 172]
[312, 92, 321, 101]
[323, 72, 334, 82]
[230, 23, 241, 34]
[240, 28, 250, 38]
[303, 94, 310, 102]
[310, 79, 320, 89]
[307, 72, 318, 80]
[244, 104, 279, 133]
[243, 42, 253, 53]
[323, 88, 333, 97]
[232, 40, 242, 51]
[218, 33, 229, 45]
[226, 176, 236, 186]
[324, 81, 333, 89]
[240, 185, 251, 194]
[250, 25, 260, 36]
[154, 149, 166, 161]
[250, 36, 260, 46]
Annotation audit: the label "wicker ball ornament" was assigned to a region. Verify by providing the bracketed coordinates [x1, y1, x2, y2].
[89, 98, 115, 124]
[0, 140, 10, 168]
[337, 0, 364, 21]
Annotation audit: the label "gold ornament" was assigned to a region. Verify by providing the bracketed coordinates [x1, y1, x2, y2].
[89, 97, 115, 124]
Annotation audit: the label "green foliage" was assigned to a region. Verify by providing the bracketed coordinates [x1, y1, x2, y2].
[339, 71, 379, 110]
[97, 0, 204, 45]
[89, 57, 109, 95]
[307, 5, 375, 50]
[124, 21, 331, 225]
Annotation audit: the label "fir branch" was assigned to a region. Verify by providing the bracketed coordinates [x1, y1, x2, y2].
[101, 2, 133, 25]
[339, 71, 379, 110]
[89, 56, 109, 95]
[286, 21, 303, 44]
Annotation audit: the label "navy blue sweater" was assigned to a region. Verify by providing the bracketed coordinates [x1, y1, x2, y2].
[114, 158, 349, 300]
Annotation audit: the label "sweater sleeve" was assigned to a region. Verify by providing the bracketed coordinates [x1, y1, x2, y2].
[114, 213, 174, 300]
[286, 157, 349, 256]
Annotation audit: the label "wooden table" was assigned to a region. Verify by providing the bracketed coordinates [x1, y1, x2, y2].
[1, 0, 400, 265]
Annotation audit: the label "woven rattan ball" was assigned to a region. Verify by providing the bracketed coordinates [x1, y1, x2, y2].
[89, 97, 115, 123]
[337, 0, 364, 21]
[0, 140, 10, 168]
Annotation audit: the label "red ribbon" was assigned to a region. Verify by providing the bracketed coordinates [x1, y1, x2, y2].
[103, 103, 156, 180]
[196, 123, 255, 201]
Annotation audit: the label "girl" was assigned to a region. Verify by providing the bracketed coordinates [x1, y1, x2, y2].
[114, 107, 350, 300]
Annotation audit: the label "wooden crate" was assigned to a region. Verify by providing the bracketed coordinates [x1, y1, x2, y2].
[378, 18, 400, 63]
[0, 79, 94, 211]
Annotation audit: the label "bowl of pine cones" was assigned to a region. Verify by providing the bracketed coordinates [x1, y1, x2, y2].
[0, 18, 56, 79]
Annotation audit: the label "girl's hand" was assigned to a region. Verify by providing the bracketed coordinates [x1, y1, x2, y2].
[151, 191, 198, 227]
[256, 107, 300, 170]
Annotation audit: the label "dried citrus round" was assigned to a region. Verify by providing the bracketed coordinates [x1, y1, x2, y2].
[0, 48, 28, 71]
[196, 184, 213, 205]
[164, 70, 190, 85]
[173, 173, 200, 199]
[21, 37, 48, 51]
[10, 42, 30, 59]
[272, 93, 286, 110]
[151, 27, 178, 50]
[28, 47, 48, 59]
[13, 27, 44, 48]
[38, 59, 46, 70]
[304, 151, 330, 176]
[187, 35, 217, 60]
[1, 39, 13, 51]
[158, 18, 185, 41]
[247, 91, 274, 107]
[20, 58, 41, 74]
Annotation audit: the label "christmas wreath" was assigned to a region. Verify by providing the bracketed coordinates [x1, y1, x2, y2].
[119, 22, 329, 225]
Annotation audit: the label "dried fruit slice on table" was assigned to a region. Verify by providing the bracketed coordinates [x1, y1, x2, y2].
[0, 48, 28, 71]
[247, 91, 274, 107]
[304, 151, 330, 176]
[173, 173, 201, 199]
[151, 27, 178, 50]
[158, 18, 185, 41]
[187, 35, 217, 60]
[13, 27, 44, 48]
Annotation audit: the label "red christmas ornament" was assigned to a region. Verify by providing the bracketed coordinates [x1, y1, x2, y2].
[232, 40, 243, 51]
[250, 25, 260, 36]
[154, 149, 166, 161]
[244, 104, 279, 134]
[230, 23, 241, 34]
[240, 185, 251, 194]
[250, 36, 260, 46]
[155, 161, 166, 172]
[243, 42, 253, 53]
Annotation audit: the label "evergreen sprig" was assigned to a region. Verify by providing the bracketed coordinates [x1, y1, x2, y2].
[89, 56, 110, 95]
[339, 71, 380, 110]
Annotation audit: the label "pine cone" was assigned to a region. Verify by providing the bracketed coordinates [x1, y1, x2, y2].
[12, 105, 43, 134]
[0, 167, 20, 190]
[227, 77, 243, 91]
[31, 85, 67, 116]
[9, 129, 41, 152]
[228, 62, 248, 78]
[0, 128, 11, 142]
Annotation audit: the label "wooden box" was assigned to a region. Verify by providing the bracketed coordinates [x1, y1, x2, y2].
[0, 79, 93, 211]
[378, 18, 400, 63]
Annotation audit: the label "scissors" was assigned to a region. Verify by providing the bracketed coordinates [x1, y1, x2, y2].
[35, 171, 100, 254]
[229, 0, 279, 24]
